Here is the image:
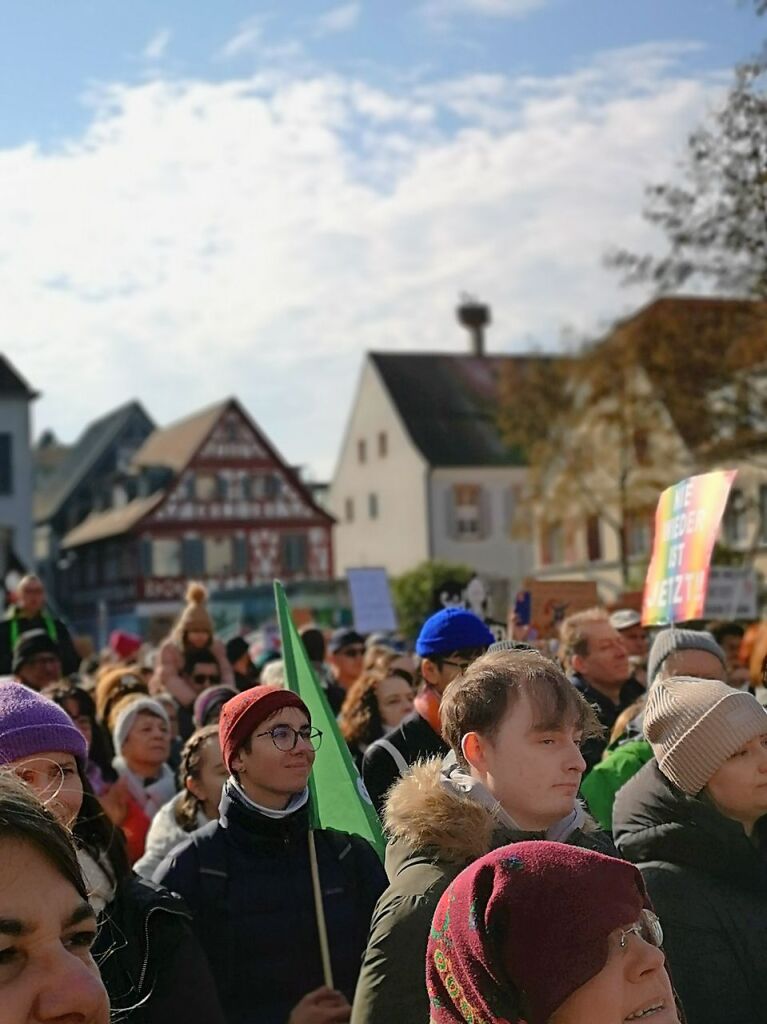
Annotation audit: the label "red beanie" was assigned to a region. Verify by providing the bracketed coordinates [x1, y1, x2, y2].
[427, 841, 647, 1024]
[218, 685, 309, 773]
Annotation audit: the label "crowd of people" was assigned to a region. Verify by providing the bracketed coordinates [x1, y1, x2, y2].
[1, 571, 766, 1024]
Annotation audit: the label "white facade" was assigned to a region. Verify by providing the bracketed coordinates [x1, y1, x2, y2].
[0, 394, 34, 568]
[330, 357, 536, 584]
[330, 361, 430, 575]
[430, 466, 532, 585]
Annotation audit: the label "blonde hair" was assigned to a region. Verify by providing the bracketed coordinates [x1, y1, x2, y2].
[558, 607, 609, 673]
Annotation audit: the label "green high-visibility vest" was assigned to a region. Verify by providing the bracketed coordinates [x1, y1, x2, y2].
[10, 610, 58, 651]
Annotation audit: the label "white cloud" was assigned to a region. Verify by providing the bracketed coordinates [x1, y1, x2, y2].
[143, 29, 171, 62]
[421, 0, 551, 23]
[315, 3, 361, 35]
[0, 44, 723, 476]
[218, 17, 265, 59]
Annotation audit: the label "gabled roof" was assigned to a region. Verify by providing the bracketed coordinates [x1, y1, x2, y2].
[61, 493, 164, 549]
[370, 352, 547, 467]
[132, 399, 229, 472]
[35, 401, 154, 524]
[0, 355, 38, 399]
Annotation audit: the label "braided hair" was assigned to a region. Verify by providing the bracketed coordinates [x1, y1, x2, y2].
[174, 724, 219, 831]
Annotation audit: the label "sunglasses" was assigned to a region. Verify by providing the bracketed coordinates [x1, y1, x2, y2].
[339, 646, 364, 658]
[192, 673, 221, 686]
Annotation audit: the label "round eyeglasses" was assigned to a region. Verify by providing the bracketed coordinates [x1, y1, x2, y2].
[254, 725, 324, 752]
[619, 909, 663, 951]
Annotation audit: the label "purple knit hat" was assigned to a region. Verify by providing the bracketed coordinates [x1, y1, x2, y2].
[0, 680, 88, 766]
[193, 685, 237, 730]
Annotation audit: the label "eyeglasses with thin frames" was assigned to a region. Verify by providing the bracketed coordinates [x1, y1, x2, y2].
[440, 659, 472, 675]
[254, 725, 324, 752]
[618, 909, 663, 951]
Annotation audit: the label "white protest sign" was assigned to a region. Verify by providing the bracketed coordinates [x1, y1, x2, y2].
[346, 567, 398, 633]
[703, 567, 758, 620]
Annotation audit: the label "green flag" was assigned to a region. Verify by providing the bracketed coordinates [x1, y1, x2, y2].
[274, 581, 386, 860]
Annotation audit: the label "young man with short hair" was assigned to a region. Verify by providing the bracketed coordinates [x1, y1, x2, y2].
[328, 628, 366, 690]
[350, 648, 611, 1024]
[155, 685, 386, 1024]
[361, 607, 493, 815]
[560, 607, 644, 770]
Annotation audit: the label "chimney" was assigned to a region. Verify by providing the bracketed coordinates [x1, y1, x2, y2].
[456, 295, 491, 357]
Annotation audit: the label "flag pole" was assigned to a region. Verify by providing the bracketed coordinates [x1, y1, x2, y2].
[308, 829, 334, 988]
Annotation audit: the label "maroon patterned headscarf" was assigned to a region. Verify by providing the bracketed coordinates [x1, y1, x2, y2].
[426, 841, 647, 1024]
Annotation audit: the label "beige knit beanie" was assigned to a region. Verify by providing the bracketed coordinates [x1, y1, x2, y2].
[645, 675, 767, 795]
[177, 582, 214, 637]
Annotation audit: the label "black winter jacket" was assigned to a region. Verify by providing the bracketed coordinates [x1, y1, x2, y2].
[154, 781, 387, 1024]
[93, 873, 225, 1024]
[362, 711, 449, 816]
[613, 759, 767, 1024]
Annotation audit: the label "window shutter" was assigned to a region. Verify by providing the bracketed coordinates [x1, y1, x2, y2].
[140, 538, 153, 576]
[182, 537, 204, 576]
[478, 487, 492, 540]
[233, 536, 248, 573]
[445, 487, 458, 540]
[0, 435, 12, 496]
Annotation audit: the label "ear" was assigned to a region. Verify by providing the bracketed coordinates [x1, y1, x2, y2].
[462, 731, 490, 774]
[185, 776, 205, 802]
[570, 652, 585, 675]
[421, 658, 441, 686]
[230, 754, 244, 775]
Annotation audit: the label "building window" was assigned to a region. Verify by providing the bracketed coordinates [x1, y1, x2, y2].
[233, 535, 249, 573]
[282, 534, 308, 573]
[264, 474, 281, 500]
[378, 432, 388, 458]
[586, 515, 602, 562]
[357, 439, 367, 464]
[205, 536, 232, 575]
[540, 522, 564, 566]
[345, 498, 354, 523]
[0, 434, 12, 496]
[196, 474, 218, 501]
[153, 538, 182, 577]
[723, 488, 748, 547]
[369, 493, 379, 519]
[450, 484, 489, 540]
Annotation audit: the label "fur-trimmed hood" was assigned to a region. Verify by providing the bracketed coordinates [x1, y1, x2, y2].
[384, 756, 601, 869]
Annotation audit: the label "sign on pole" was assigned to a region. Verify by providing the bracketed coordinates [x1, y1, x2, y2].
[346, 567, 397, 633]
[642, 470, 737, 626]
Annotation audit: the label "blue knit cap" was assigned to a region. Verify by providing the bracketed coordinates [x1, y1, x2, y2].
[0, 680, 88, 766]
[416, 608, 494, 657]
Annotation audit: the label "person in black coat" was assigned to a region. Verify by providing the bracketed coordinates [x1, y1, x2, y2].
[155, 684, 387, 1024]
[0, 573, 80, 675]
[613, 674, 767, 1024]
[362, 607, 493, 816]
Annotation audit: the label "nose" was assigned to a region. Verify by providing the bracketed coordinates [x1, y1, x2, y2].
[626, 935, 666, 983]
[567, 741, 587, 774]
[36, 948, 109, 1022]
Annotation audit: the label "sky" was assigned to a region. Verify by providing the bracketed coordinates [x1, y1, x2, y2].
[0, 0, 762, 477]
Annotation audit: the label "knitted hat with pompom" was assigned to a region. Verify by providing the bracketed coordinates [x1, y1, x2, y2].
[177, 582, 214, 637]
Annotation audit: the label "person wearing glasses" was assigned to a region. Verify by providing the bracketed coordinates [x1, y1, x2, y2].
[351, 647, 613, 1024]
[614, 675, 767, 1024]
[426, 841, 681, 1024]
[362, 607, 494, 816]
[328, 628, 367, 690]
[155, 684, 387, 1024]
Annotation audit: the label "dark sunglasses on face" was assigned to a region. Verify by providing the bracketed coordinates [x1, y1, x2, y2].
[339, 646, 364, 658]
[192, 673, 221, 686]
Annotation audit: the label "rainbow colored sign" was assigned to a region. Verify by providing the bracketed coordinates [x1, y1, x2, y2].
[642, 470, 737, 626]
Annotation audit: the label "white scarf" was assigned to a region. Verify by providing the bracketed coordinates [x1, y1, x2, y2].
[112, 756, 177, 820]
[77, 847, 117, 916]
[229, 777, 310, 820]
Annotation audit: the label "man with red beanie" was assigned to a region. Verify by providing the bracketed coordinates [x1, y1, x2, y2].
[154, 685, 386, 1024]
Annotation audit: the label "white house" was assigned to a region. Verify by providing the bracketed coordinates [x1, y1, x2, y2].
[329, 351, 534, 585]
[0, 356, 38, 571]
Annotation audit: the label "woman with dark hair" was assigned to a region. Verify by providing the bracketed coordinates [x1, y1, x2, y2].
[0, 679, 225, 1024]
[339, 667, 415, 770]
[135, 724, 227, 879]
[44, 682, 116, 795]
[0, 772, 110, 1024]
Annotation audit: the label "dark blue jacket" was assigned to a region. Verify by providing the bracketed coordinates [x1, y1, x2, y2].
[154, 782, 387, 1024]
